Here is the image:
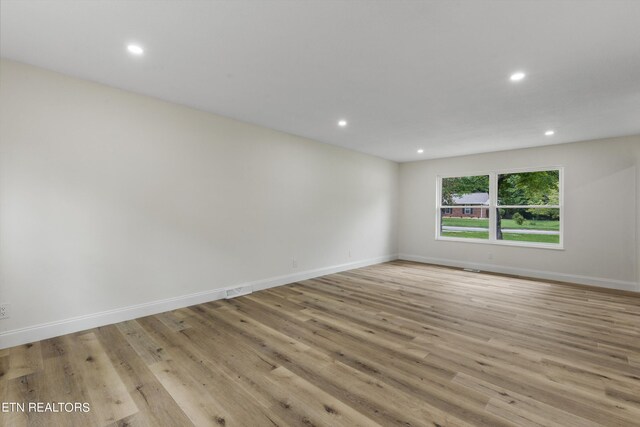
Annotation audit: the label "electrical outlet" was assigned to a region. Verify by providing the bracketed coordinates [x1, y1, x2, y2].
[348, 249, 352, 258]
[488, 253, 493, 260]
[292, 257, 298, 268]
[0, 304, 10, 320]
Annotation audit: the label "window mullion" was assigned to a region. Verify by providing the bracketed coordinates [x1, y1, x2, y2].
[435, 175, 442, 240]
[489, 172, 497, 242]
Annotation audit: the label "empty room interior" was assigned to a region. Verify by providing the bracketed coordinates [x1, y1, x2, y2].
[1, 1, 640, 426]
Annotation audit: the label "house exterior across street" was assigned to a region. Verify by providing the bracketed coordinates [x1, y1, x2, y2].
[442, 192, 489, 218]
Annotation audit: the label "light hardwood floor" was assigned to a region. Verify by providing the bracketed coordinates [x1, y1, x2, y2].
[1, 261, 640, 426]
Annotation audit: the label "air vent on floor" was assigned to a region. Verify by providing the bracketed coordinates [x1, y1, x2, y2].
[463, 268, 481, 273]
[225, 286, 253, 299]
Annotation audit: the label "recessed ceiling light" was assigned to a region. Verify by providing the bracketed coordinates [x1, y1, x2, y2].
[509, 71, 526, 82]
[417, 149, 424, 154]
[127, 44, 144, 55]
[338, 120, 347, 127]
[545, 130, 555, 136]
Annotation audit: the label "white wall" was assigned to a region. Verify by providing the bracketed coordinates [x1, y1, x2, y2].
[399, 135, 640, 291]
[0, 60, 399, 346]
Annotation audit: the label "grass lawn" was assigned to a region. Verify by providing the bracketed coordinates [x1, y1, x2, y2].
[441, 231, 559, 244]
[503, 233, 560, 243]
[441, 231, 488, 239]
[442, 217, 559, 231]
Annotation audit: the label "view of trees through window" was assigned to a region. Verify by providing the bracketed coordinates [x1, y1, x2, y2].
[438, 170, 561, 245]
[497, 170, 560, 244]
[441, 175, 490, 240]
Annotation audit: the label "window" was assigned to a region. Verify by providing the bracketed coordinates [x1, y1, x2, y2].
[437, 168, 562, 248]
[439, 175, 490, 240]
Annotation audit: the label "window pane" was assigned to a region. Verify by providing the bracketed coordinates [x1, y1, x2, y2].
[441, 208, 489, 240]
[496, 208, 560, 244]
[441, 175, 489, 206]
[497, 170, 559, 206]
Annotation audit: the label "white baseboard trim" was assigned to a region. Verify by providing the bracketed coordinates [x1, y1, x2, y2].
[398, 253, 639, 293]
[0, 254, 398, 349]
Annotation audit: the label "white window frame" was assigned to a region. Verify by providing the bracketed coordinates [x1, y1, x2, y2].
[436, 166, 564, 250]
[463, 207, 472, 215]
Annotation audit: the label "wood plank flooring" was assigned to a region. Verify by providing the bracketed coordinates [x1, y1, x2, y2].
[1, 260, 640, 426]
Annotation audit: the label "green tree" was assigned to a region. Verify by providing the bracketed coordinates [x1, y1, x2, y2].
[441, 175, 489, 205]
[496, 170, 559, 239]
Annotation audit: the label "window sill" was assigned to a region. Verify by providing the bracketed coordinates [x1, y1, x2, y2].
[436, 236, 564, 250]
